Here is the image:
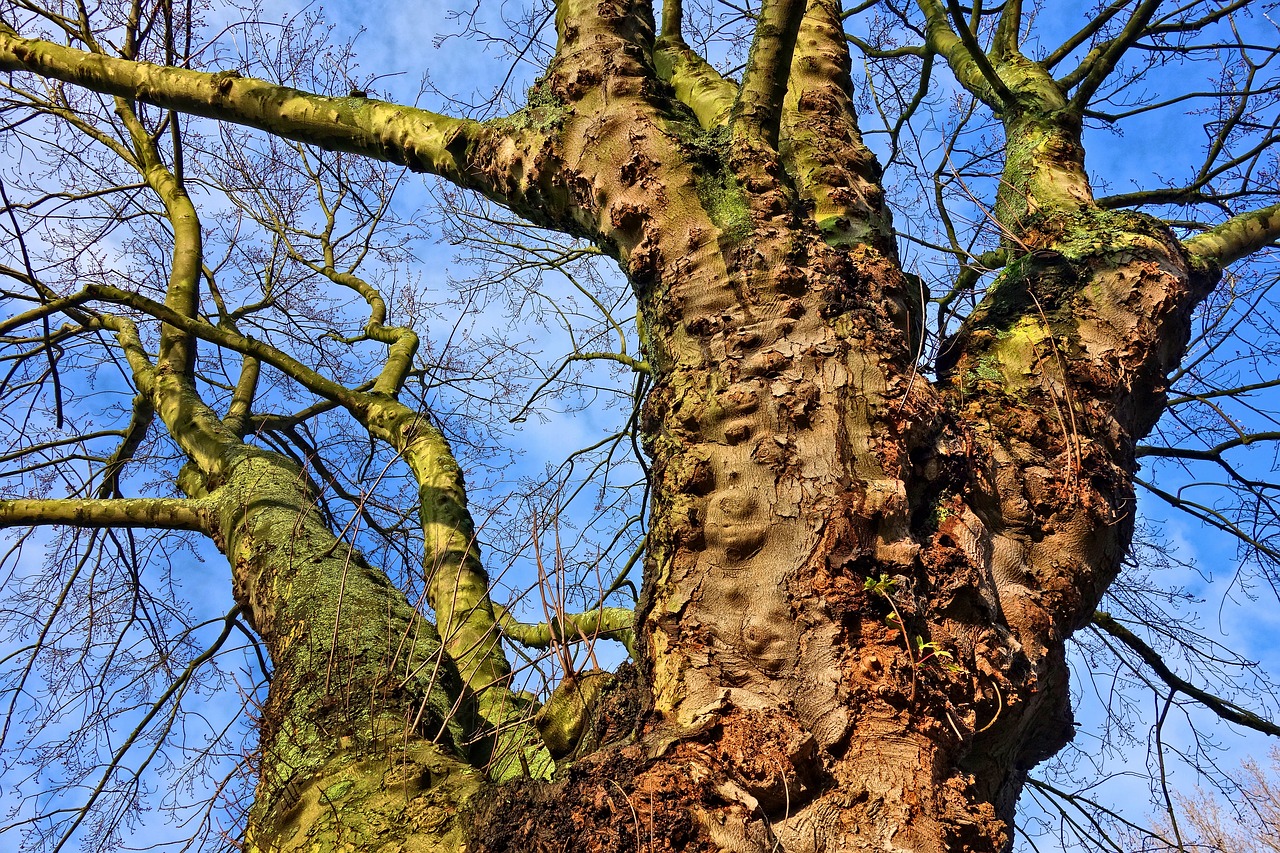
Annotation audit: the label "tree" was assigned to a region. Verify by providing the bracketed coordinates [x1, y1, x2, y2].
[1116, 749, 1280, 852]
[0, 0, 1278, 850]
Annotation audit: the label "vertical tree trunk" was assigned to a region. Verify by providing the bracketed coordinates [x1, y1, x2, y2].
[198, 447, 483, 852]
[464, 50, 1217, 850]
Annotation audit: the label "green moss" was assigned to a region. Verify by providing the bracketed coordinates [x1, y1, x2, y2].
[534, 671, 612, 759]
[322, 779, 353, 802]
[966, 245, 1079, 339]
[700, 172, 752, 241]
[676, 118, 727, 159]
[967, 208, 1169, 330]
[967, 254, 1036, 333]
[487, 77, 570, 133]
[817, 215, 871, 248]
[972, 357, 1003, 383]
[670, 123, 752, 242]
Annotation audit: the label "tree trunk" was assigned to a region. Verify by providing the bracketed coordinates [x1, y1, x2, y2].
[460, 207, 1214, 853]
[227, 4, 1217, 850]
[180, 446, 482, 852]
[452, 6, 1218, 847]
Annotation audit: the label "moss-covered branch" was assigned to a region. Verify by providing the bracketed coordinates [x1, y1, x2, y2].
[0, 286, 92, 334]
[654, 37, 737, 129]
[85, 281, 525, 752]
[734, 0, 807, 147]
[87, 283, 368, 412]
[660, 0, 683, 38]
[89, 307, 238, 477]
[0, 496, 210, 531]
[914, 0, 1011, 107]
[1182, 202, 1280, 267]
[113, 96, 203, 376]
[496, 605, 636, 657]
[201, 448, 482, 847]
[991, 0, 1023, 60]
[783, 0, 894, 251]
[222, 356, 260, 439]
[0, 24, 501, 201]
[652, 0, 734, 128]
[87, 281, 512, 691]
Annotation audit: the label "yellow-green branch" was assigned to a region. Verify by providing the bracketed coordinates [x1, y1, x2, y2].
[1183, 202, 1280, 267]
[496, 605, 636, 657]
[915, 0, 1011, 107]
[734, 0, 807, 148]
[0, 496, 211, 531]
[0, 24, 497, 199]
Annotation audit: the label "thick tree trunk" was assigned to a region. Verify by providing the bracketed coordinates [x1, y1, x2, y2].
[193, 448, 485, 852]
[633, 219, 992, 851]
[205, 14, 1219, 852]
[463, 222, 1212, 853]
[230, 3, 1216, 851]
[454, 19, 1218, 844]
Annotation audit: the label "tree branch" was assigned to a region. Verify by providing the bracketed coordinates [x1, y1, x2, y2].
[1060, 0, 1161, 109]
[661, 0, 683, 39]
[991, 0, 1023, 60]
[1182, 202, 1280, 267]
[1039, 0, 1130, 70]
[0, 24, 503, 202]
[1137, 431, 1280, 461]
[496, 605, 636, 657]
[733, 0, 807, 147]
[222, 356, 260, 439]
[783, 0, 895, 251]
[1093, 611, 1280, 737]
[914, 0, 1012, 107]
[113, 96, 203, 377]
[0, 496, 210, 531]
[0, 284, 92, 335]
[98, 393, 155, 499]
[86, 282, 368, 412]
[654, 38, 737, 128]
[84, 281, 520, 723]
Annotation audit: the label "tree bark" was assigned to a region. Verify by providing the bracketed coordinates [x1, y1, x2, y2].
[199, 448, 485, 853]
[453, 5, 1219, 852]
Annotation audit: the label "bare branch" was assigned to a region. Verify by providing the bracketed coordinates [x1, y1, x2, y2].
[0, 24, 507, 203]
[733, 0, 807, 146]
[496, 604, 636, 656]
[1093, 611, 1280, 738]
[0, 496, 210, 530]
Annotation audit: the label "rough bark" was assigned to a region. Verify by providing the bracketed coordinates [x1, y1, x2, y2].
[450, 4, 1219, 852]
